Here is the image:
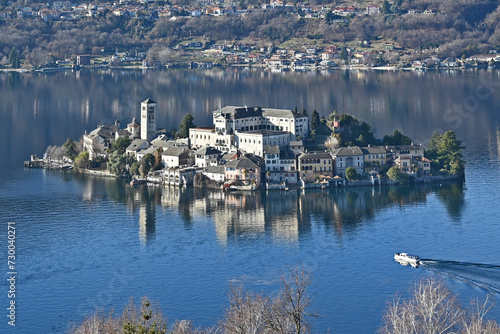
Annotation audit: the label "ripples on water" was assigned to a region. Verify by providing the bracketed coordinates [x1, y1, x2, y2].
[1, 70, 500, 333]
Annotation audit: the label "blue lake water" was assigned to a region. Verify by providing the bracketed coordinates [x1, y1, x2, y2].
[1, 69, 500, 333]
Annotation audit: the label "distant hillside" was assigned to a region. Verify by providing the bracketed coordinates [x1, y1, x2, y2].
[0, 0, 499, 66]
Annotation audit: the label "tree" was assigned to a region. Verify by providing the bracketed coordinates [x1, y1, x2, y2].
[340, 45, 348, 61]
[63, 138, 78, 160]
[427, 131, 464, 175]
[387, 166, 403, 182]
[178, 113, 195, 138]
[140, 153, 155, 176]
[380, 277, 463, 334]
[110, 136, 131, 154]
[382, 0, 391, 14]
[311, 109, 319, 131]
[74, 151, 90, 170]
[345, 167, 358, 181]
[427, 132, 443, 156]
[108, 150, 127, 176]
[130, 161, 140, 176]
[383, 130, 412, 146]
[436, 131, 464, 175]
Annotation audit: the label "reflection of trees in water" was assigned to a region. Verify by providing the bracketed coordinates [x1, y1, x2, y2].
[433, 182, 465, 221]
[73, 172, 464, 242]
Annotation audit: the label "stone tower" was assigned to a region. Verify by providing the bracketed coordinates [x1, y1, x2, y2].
[140, 98, 157, 141]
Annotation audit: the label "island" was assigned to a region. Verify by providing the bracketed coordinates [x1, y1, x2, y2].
[26, 98, 465, 190]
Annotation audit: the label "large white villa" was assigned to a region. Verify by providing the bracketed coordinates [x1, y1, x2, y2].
[189, 106, 309, 157]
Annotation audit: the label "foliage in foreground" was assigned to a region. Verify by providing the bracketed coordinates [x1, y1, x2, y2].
[69, 267, 313, 334]
[70, 271, 500, 334]
[379, 277, 500, 334]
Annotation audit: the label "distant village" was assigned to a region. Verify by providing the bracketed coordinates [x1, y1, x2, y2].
[30, 98, 464, 191]
[2, 0, 500, 71]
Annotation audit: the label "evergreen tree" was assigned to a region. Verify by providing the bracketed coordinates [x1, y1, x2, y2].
[110, 136, 131, 154]
[437, 131, 464, 175]
[382, 0, 391, 14]
[311, 109, 319, 130]
[63, 138, 78, 160]
[140, 153, 156, 176]
[178, 113, 195, 138]
[108, 150, 127, 175]
[340, 46, 348, 61]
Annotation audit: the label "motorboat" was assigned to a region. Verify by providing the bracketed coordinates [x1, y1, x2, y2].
[130, 178, 147, 186]
[394, 252, 420, 267]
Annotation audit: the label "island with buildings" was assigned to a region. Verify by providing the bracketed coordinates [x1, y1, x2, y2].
[27, 98, 465, 190]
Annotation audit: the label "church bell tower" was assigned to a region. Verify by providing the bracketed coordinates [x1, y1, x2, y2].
[140, 98, 157, 142]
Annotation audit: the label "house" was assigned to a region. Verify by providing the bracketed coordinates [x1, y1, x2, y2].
[202, 165, 226, 182]
[224, 154, 263, 186]
[264, 146, 296, 172]
[83, 121, 120, 160]
[414, 156, 431, 175]
[164, 167, 197, 186]
[236, 130, 291, 157]
[126, 138, 150, 159]
[289, 140, 304, 154]
[298, 152, 333, 182]
[195, 147, 222, 167]
[161, 146, 192, 168]
[264, 146, 298, 184]
[331, 146, 364, 177]
[76, 54, 91, 66]
[361, 146, 387, 174]
[365, 5, 380, 14]
[137, 145, 161, 162]
[385, 144, 424, 160]
[394, 155, 412, 173]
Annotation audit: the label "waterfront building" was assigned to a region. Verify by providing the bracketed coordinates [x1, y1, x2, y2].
[361, 146, 387, 174]
[330, 146, 364, 177]
[140, 98, 157, 142]
[202, 165, 226, 182]
[83, 121, 120, 160]
[264, 145, 298, 184]
[195, 147, 222, 167]
[224, 154, 263, 186]
[161, 146, 193, 168]
[298, 152, 334, 182]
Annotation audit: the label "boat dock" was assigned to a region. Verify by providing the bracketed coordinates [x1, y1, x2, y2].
[24, 155, 72, 170]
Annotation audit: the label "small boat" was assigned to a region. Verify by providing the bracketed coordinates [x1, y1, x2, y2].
[394, 252, 420, 267]
[130, 179, 147, 186]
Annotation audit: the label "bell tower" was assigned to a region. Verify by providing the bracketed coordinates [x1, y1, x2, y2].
[140, 98, 157, 141]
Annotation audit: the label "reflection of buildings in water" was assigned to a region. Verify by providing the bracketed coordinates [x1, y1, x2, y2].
[213, 193, 266, 245]
[139, 201, 156, 245]
[494, 125, 500, 160]
[264, 193, 300, 242]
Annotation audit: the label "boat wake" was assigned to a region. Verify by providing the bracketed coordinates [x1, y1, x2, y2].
[418, 259, 500, 294]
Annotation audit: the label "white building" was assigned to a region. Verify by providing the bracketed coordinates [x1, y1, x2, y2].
[140, 98, 157, 142]
[190, 106, 309, 156]
[331, 146, 364, 177]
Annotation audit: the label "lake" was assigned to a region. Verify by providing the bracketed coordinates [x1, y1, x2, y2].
[1, 68, 500, 333]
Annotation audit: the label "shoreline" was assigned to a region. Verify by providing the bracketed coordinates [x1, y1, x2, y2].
[2, 63, 494, 74]
[24, 161, 465, 191]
